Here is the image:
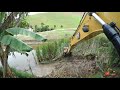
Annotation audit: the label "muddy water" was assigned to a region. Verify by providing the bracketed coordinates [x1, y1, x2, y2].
[0, 50, 55, 77]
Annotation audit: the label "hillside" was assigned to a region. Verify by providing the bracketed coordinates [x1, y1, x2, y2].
[26, 12, 82, 29]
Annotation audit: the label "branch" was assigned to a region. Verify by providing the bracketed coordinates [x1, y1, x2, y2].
[0, 12, 15, 31]
[14, 12, 25, 27]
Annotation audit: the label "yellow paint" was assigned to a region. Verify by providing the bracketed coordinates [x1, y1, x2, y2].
[67, 12, 120, 53]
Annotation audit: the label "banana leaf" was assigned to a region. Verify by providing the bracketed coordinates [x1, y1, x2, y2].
[6, 27, 47, 42]
[0, 35, 33, 53]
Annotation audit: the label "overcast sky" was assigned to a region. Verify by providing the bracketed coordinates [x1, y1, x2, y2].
[28, 12, 47, 15]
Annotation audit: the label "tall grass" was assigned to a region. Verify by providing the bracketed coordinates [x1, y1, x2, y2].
[73, 34, 120, 71]
[36, 38, 69, 63]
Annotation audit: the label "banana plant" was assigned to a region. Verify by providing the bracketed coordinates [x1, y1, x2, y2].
[0, 12, 47, 78]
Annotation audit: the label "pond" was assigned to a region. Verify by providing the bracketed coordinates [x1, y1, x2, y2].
[0, 50, 55, 77]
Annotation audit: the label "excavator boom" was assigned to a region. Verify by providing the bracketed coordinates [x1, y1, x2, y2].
[64, 12, 120, 57]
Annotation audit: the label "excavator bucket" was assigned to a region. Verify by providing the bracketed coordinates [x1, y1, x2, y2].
[63, 47, 72, 57]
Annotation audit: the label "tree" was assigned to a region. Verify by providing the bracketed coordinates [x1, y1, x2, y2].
[18, 18, 30, 28]
[0, 12, 47, 78]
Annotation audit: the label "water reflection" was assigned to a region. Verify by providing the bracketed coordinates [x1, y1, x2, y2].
[0, 50, 55, 77]
[10, 50, 37, 70]
[0, 50, 37, 71]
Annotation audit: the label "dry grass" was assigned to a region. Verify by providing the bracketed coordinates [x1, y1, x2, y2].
[44, 56, 97, 78]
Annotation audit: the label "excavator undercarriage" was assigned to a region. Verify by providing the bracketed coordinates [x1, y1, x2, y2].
[64, 12, 120, 57]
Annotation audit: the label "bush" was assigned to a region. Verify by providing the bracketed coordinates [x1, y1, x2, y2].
[60, 25, 63, 28]
[34, 23, 56, 32]
[36, 38, 69, 63]
[18, 18, 30, 28]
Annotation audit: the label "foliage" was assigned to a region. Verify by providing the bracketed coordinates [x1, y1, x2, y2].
[11, 68, 35, 78]
[0, 67, 35, 78]
[18, 18, 30, 28]
[1, 35, 33, 53]
[36, 38, 69, 63]
[34, 23, 57, 32]
[0, 12, 47, 78]
[6, 27, 47, 42]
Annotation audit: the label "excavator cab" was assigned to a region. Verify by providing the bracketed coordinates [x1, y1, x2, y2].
[64, 12, 120, 57]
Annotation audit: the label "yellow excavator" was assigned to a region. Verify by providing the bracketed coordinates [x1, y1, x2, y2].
[64, 12, 120, 57]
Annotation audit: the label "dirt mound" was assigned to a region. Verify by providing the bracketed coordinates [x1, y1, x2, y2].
[44, 55, 97, 78]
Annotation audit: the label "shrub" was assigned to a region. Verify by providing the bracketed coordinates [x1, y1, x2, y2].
[18, 18, 30, 28]
[60, 25, 63, 28]
[34, 23, 55, 32]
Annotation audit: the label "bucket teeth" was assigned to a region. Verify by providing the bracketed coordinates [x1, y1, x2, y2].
[63, 47, 72, 57]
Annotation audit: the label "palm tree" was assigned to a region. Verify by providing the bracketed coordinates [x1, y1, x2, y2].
[0, 12, 47, 78]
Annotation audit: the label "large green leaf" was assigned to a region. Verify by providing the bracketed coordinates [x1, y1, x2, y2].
[0, 35, 33, 53]
[6, 27, 47, 42]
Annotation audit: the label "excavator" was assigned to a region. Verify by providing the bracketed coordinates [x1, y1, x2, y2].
[64, 12, 120, 57]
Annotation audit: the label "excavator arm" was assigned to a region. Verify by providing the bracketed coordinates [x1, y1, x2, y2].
[64, 12, 120, 57]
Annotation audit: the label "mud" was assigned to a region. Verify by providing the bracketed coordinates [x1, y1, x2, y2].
[43, 55, 97, 78]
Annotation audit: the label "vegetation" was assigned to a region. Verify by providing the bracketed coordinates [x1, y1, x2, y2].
[36, 34, 120, 78]
[36, 38, 69, 63]
[0, 12, 119, 78]
[34, 23, 56, 32]
[72, 34, 120, 78]
[0, 12, 47, 78]
[73, 34, 119, 66]
[18, 18, 30, 28]
[26, 12, 82, 29]
[0, 67, 35, 78]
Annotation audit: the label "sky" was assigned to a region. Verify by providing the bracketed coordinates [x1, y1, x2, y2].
[28, 12, 47, 15]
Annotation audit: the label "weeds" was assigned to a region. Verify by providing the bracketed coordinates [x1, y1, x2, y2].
[72, 34, 120, 78]
[0, 67, 35, 78]
[36, 33, 120, 78]
[36, 38, 69, 63]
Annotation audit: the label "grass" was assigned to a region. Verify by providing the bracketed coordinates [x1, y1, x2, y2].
[0, 67, 35, 78]
[73, 34, 120, 66]
[72, 33, 120, 78]
[39, 33, 120, 78]
[19, 12, 120, 78]
[36, 38, 69, 63]
[12, 68, 35, 78]
[26, 12, 82, 29]
[38, 29, 75, 40]
[16, 29, 75, 41]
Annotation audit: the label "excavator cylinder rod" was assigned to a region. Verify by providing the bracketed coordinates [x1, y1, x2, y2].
[91, 12, 120, 56]
[92, 13, 106, 25]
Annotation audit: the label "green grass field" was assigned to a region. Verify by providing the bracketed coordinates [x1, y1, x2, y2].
[26, 12, 82, 29]
[17, 29, 75, 41]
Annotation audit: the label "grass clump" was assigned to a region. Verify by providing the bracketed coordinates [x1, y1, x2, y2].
[12, 68, 35, 78]
[0, 67, 35, 78]
[36, 38, 69, 63]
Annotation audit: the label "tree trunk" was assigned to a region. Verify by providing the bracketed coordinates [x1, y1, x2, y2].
[1, 57, 16, 78]
[0, 45, 16, 78]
